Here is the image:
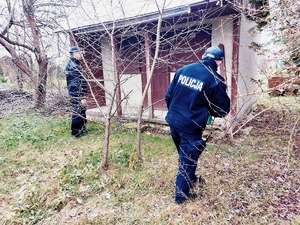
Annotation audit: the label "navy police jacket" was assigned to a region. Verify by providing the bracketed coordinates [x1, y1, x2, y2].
[66, 58, 88, 100]
[165, 57, 230, 134]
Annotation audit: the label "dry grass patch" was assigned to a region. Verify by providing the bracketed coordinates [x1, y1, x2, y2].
[0, 93, 299, 224]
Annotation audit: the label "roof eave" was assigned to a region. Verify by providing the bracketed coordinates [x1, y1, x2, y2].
[71, 0, 240, 35]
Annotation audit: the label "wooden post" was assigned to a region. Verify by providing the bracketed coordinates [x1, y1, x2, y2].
[231, 17, 240, 119]
[112, 36, 122, 117]
[144, 30, 154, 118]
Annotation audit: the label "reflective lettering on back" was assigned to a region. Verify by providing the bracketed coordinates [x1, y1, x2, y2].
[178, 74, 204, 91]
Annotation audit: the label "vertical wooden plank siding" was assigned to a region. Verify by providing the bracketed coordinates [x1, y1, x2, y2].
[113, 36, 122, 116]
[218, 43, 226, 78]
[231, 17, 240, 117]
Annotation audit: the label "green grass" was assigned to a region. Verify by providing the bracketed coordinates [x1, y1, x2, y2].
[0, 97, 299, 224]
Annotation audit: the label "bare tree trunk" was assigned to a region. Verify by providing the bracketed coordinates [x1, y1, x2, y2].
[136, 0, 165, 160]
[100, 27, 118, 170]
[101, 117, 111, 170]
[100, 85, 119, 170]
[35, 61, 48, 107]
[23, 0, 48, 108]
[0, 37, 36, 83]
[16, 72, 23, 91]
[0, 0, 51, 108]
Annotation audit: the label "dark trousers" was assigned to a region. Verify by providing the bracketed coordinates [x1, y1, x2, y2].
[71, 101, 87, 136]
[170, 126, 205, 203]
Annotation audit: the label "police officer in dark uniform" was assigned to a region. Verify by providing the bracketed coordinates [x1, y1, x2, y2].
[66, 46, 88, 137]
[165, 46, 231, 204]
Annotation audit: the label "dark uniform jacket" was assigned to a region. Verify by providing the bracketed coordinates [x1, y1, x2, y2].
[66, 58, 88, 101]
[165, 57, 230, 135]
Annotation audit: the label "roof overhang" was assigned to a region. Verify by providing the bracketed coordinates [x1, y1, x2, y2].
[71, 0, 240, 35]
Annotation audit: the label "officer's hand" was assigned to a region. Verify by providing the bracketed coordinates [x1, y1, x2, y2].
[81, 99, 87, 107]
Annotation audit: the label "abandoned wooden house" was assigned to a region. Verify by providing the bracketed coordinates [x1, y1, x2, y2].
[69, 0, 264, 129]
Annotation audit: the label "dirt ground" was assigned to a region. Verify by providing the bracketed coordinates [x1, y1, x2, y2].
[234, 104, 300, 158]
[0, 89, 72, 117]
[0, 90, 34, 115]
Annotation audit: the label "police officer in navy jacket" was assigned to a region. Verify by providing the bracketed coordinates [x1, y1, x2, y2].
[165, 46, 230, 204]
[66, 46, 88, 137]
